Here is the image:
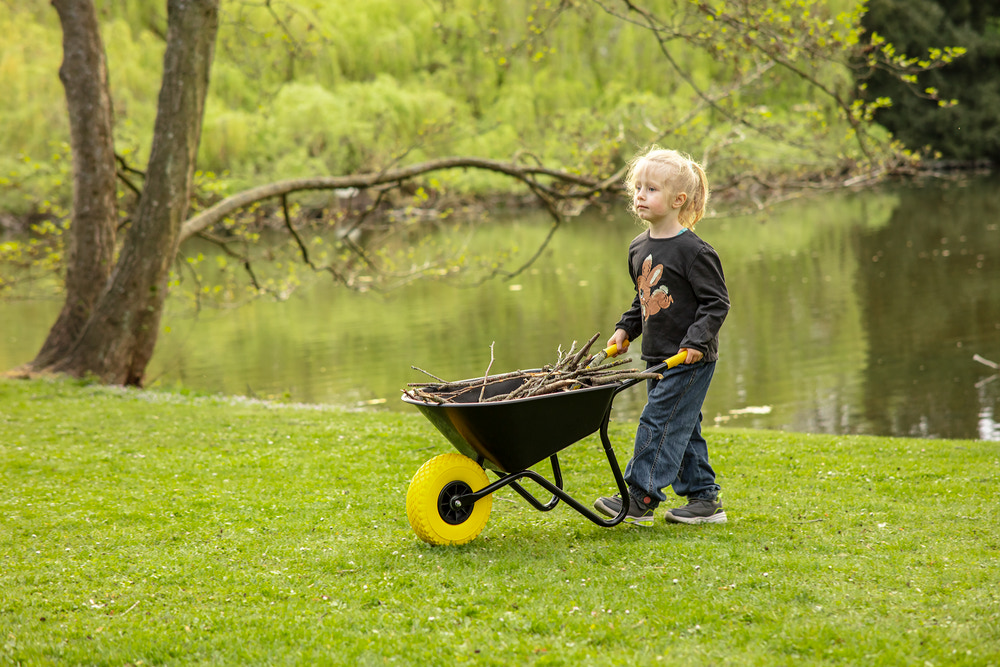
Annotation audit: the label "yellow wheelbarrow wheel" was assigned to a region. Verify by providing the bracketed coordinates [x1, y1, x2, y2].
[406, 453, 493, 546]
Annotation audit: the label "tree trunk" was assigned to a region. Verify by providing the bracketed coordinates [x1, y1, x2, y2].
[33, 0, 118, 368]
[48, 0, 220, 385]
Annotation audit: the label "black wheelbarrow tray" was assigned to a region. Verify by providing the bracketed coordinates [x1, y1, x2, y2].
[402, 351, 686, 545]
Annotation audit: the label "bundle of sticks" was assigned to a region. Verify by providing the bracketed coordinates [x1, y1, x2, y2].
[404, 333, 662, 405]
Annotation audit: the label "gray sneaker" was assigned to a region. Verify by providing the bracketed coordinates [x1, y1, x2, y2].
[664, 497, 727, 524]
[593, 493, 654, 526]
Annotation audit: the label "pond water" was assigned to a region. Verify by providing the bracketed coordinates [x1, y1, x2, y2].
[2, 177, 999, 440]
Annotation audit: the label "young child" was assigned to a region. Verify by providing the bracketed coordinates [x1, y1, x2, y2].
[594, 147, 730, 526]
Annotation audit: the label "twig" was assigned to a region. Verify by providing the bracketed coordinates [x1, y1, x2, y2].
[566, 332, 601, 369]
[974, 375, 998, 390]
[410, 366, 451, 383]
[408, 370, 535, 391]
[525, 378, 579, 397]
[591, 371, 662, 384]
[480, 342, 496, 402]
[589, 358, 633, 372]
[406, 334, 656, 405]
[403, 388, 449, 404]
[974, 354, 999, 370]
[554, 340, 579, 372]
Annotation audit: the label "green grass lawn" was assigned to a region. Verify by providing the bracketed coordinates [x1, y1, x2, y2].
[1, 378, 998, 665]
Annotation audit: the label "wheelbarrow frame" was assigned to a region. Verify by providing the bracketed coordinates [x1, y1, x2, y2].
[403, 357, 677, 529]
[452, 398, 632, 528]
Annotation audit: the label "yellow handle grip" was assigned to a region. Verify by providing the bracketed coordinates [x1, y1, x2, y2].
[665, 350, 688, 369]
[603, 343, 620, 357]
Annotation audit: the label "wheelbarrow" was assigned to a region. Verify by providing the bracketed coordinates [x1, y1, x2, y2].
[402, 347, 688, 545]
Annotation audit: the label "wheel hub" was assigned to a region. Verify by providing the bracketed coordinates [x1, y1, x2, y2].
[438, 480, 475, 525]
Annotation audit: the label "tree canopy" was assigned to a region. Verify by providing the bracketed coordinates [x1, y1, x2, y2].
[859, 0, 1000, 162]
[0, 0, 969, 386]
[2, 0, 968, 219]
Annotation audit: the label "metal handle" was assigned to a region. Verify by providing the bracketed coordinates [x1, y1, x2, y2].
[612, 349, 689, 395]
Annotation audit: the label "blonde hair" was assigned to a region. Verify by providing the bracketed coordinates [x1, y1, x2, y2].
[624, 147, 710, 229]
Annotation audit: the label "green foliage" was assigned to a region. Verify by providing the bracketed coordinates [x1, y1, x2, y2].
[0, 5, 69, 217]
[205, 76, 462, 177]
[859, 0, 1000, 161]
[0, 0, 971, 324]
[1, 0, 924, 216]
[2, 378, 999, 664]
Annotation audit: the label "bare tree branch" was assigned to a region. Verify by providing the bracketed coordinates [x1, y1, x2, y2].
[280, 193, 352, 286]
[179, 156, 607, 244]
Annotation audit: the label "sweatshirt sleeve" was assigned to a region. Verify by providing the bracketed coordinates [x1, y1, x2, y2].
[679, 247, 730, 352]
[615, 292, 643, 343]
[614, 245, 643, 342]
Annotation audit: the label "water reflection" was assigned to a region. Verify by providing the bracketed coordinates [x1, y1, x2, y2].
[1, 178, 998, 440]
[855, 180, 1000, 439]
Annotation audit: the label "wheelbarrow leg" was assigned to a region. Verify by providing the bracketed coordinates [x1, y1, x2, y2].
[455, 406, 634, 527]
[506, 454, 564, 511]
[599, 408, 633, 508]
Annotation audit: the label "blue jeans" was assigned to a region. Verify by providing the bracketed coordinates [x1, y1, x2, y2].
[624, 360, 720, 507]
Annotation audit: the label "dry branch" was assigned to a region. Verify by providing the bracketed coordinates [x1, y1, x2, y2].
[178, 156, 610, 244]
[403, 334, 660, 405]
[974, 354, 999, 370]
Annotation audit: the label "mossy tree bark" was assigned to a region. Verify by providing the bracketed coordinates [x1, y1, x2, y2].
[35, 0, 118, 368]
[31, 0, 220, 385]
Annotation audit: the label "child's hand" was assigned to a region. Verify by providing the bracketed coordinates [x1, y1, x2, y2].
[680, 347, 703, 364]
[608, 330, 630, 357]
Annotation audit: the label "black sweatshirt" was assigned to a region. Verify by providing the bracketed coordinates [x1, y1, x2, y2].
[614, 229, 730, 363]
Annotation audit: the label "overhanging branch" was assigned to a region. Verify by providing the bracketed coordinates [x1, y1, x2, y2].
[179, 156, 608, 244]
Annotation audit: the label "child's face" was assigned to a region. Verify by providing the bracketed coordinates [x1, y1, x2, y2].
[631, 164, 680, 225]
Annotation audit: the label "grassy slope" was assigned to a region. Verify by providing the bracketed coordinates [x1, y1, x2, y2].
[1, 378, 997, 666]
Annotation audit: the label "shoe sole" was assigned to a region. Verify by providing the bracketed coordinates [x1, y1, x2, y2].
[593, 499, 654, 526]
[664, 511, 727, 525]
